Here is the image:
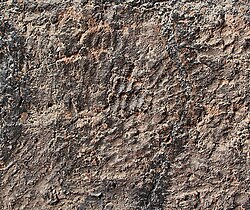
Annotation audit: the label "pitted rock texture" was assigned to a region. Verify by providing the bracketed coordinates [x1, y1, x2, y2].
[0, 0, 249, 209]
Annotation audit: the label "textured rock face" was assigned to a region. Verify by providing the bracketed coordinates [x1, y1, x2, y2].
[0, 0, 249, 209]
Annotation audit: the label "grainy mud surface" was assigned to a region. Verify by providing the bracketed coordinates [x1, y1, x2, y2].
[0, 0, 249, 209]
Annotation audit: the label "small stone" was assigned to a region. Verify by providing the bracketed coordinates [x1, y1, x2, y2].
[50, 15, 58, 24]
[90, 192, 103, 198]
[104, 203, 114, 210]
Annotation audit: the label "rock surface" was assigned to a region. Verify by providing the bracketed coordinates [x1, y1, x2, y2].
[0, 0, 249, 209]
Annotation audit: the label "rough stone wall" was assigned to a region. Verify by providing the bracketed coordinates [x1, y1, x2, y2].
[0, 0, 249, 209]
